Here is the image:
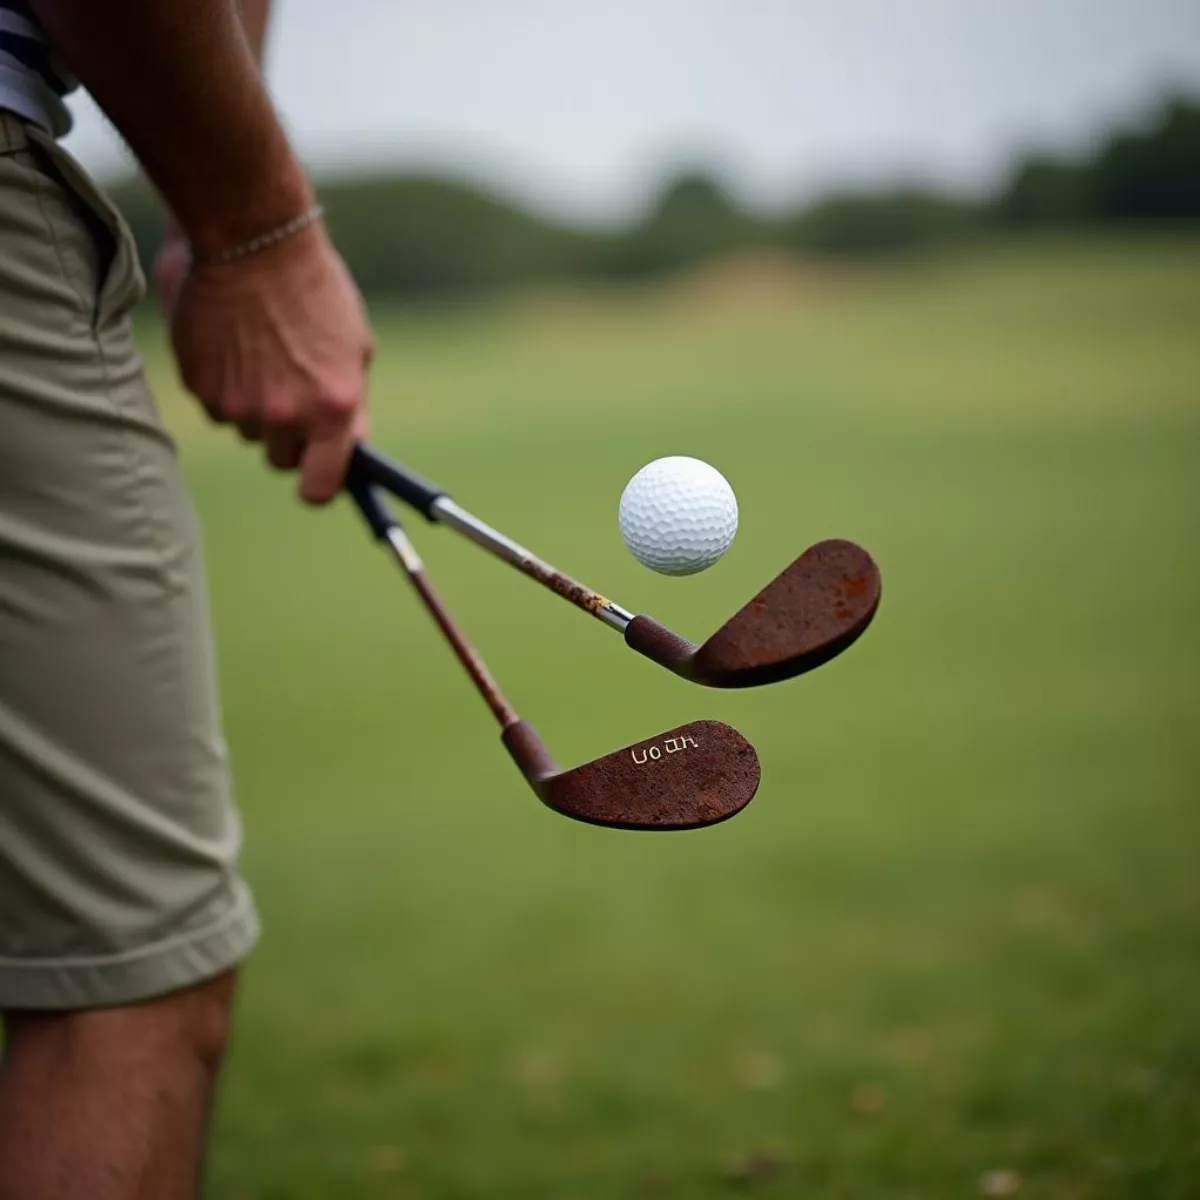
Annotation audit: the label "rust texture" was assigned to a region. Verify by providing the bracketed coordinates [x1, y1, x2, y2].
[517, 719, 760, 832]
[623, 616, 697, 673]
[408, 571, 519, 727]
[693, 539, 881, 687]
[501, 719, 560, 783]
[520, 556, 613, 617]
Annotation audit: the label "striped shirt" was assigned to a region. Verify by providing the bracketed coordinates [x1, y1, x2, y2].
[0, 0, 73, 136]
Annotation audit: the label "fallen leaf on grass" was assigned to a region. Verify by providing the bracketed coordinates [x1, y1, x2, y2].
[979, 1168, 1022, 1196]
[849, 1081, 889, 1115]
[734, 1051, 782, 1090]
[511, 1048, 564, 1088]
[722, 1148, 790, 1188]
[370, 1145, 407, 1175]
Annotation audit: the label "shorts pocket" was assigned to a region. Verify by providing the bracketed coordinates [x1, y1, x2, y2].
[23, 123, 147, 329]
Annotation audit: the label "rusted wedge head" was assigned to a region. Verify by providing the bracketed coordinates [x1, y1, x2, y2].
[624, 539, 881, 688]
[501, 718, 760, 831]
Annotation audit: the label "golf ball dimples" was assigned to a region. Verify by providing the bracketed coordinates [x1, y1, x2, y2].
[619, 457, 738, 575]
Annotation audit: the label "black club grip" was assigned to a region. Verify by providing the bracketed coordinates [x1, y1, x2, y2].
[349, 444, 448, 520]
[345, 477, 399, 542]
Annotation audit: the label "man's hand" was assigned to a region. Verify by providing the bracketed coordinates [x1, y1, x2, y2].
[153, 222, 189, 320]
[169, 224, 373, 504]
[29, 0, 373, 500]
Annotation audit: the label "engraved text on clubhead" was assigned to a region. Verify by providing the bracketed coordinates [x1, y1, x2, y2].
[631, 734, 699, 764]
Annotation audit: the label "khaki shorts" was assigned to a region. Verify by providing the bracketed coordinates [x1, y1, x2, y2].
[0, 112, 259, 1010]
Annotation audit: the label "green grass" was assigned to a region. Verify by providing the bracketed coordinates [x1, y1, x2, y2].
[145, 238, 1200, 1199]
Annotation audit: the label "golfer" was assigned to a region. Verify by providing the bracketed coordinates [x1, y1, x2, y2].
[0, 2, 371, 1195]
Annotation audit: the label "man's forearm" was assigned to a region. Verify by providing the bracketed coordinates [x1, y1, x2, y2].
[238, 0, 272, 64]
[31, 0, 308, 257]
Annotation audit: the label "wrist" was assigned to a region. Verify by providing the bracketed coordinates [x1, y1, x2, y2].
[184, 215, 334, 283]
[189, 203, 325, 267]
[179, 164, 316, 260]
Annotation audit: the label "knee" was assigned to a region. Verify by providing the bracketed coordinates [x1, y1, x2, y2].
[169, 969, 238, 1076]
[182, 969, 238, 1074]
[3, 969, 239, 1082]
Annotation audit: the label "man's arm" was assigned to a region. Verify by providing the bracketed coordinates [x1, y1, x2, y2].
[237, 0, 272, 63]
[30, 1, 303, 256]
[28, 0, 371, 503]
[153, 0, 273, 293]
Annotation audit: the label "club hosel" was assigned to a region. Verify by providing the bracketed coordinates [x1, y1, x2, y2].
[623, 616, 697, 679]
[501, 719, 560, 784]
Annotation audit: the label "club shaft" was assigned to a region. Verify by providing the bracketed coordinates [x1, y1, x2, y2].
[353, 444, 634, 632]
[384, 528, 519, 729]
[431, 498, 634, 632]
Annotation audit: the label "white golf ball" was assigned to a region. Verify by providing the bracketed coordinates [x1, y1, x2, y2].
[618, 457, 738, 576]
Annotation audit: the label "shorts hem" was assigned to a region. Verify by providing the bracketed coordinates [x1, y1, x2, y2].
[0, 883, 260, 1010]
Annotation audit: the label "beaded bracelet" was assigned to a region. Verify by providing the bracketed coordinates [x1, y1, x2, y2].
[194, 203, 326, 266]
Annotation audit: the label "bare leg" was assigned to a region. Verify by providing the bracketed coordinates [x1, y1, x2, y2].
[0, 970, 238, 1200]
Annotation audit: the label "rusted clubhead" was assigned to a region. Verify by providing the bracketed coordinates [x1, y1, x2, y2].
[501, 718, 760, 831]
[624, 539, 881, 688]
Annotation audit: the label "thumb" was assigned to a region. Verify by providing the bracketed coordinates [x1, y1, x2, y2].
[298, 418, 357, 506]
[154, 239, 190, 321]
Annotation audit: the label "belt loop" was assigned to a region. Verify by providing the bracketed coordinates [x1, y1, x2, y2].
[0, 110, 31, 154]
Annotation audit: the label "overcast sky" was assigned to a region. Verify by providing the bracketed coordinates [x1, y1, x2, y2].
[63, 0, 1200, 226]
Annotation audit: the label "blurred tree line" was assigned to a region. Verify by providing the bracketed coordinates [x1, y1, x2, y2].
[109, 94, 1200, 300]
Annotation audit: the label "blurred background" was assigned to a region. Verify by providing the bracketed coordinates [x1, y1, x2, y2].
[75, 2, 1199, 1196]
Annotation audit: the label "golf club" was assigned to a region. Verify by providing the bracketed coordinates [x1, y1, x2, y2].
[346, 476, 761, 831]
[350, 443, 881, 688]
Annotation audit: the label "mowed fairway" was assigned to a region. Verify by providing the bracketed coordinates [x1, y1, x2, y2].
[143, 239, 1199, 1199]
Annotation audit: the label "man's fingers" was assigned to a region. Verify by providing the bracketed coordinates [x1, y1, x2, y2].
[298, 419, 356, 505]
[154, 235, 189, 321]
[265, 427, 305, 472]
[235, 416, 263, 443]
